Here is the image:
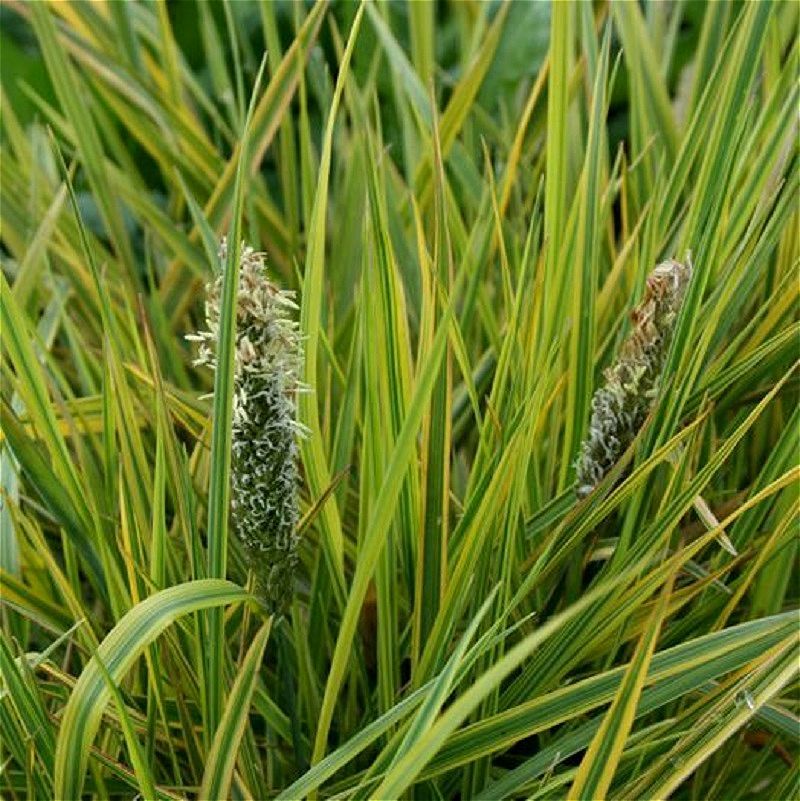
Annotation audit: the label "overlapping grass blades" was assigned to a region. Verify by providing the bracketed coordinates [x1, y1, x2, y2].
[0, 1, 797, 799]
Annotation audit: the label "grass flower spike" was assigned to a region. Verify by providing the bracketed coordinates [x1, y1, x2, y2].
[575, 258, 692, 497]
[190, 239, 305, 614]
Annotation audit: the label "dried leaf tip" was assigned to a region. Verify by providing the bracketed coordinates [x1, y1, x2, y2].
[575, 257, 693, 498]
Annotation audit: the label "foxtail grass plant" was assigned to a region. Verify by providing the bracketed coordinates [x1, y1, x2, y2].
[1, 2, 797, 800]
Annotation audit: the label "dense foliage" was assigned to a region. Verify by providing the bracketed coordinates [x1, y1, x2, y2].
[1, 2, 797, 800]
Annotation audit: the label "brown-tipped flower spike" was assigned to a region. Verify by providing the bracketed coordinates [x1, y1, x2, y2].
[189, 239, 306, 614]
[575, 258, 692, 498]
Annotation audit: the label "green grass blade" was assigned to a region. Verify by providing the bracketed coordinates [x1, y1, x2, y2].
[560, 26, 612, 488]
[312, 300, 452, 765]
[53, 579, 249, 800]
[439, 613, 796, 788]
[29, 3, 135, 284]
[298, 4, 366, 600]
[203, 55, 267, 741]
[199, 621, 272, 801]
[372, 569, 634, 799]
[569, 567, 675, 800]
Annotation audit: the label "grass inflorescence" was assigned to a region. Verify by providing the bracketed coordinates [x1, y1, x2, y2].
[189, 239, 304, 615]
[575, 258, 693, 498]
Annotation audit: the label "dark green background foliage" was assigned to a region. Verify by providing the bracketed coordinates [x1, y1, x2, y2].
[0, 2, 797, 800]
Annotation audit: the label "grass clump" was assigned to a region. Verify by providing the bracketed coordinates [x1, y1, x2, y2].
[0, 2, 797, 800]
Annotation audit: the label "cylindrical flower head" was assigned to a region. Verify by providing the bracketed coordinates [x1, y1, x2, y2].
[575, 258, 692, 498]
[189, 239, 305, 614]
